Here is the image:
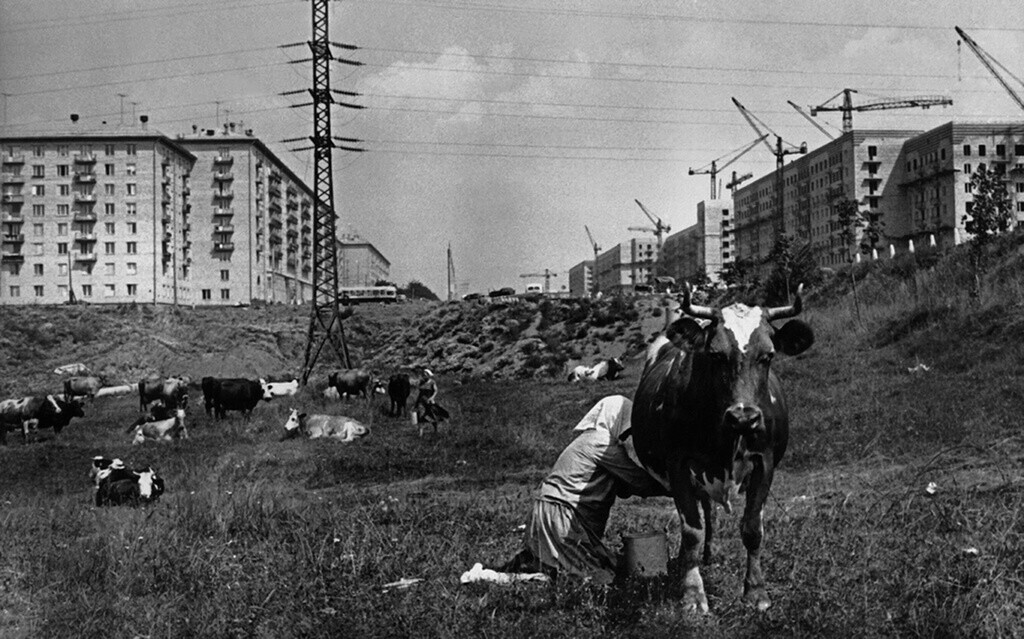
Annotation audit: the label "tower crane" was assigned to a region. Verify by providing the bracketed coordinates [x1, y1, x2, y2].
[725, 171, 753, 193]
[787, 100, 837, 140]
[631, 199, 671, 250]
[955, 26, 1024, 112]
[732, 97, 807, 235]
[688, 133, 768, 199]
[584, 225, 601, 297]
[519, 269, 558, 294]
[809, 88, 953, 133]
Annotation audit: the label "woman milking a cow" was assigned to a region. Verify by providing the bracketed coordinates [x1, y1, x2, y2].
[461, 394, 668, 585]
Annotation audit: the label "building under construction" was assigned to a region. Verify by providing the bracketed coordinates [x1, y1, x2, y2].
[659, 199, 733, 284]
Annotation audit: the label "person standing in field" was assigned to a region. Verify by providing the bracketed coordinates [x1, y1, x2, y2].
[415, 369, 449, 428]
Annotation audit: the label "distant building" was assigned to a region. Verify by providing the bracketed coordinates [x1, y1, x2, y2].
[660, 199, 733, 284]
[568, 260, 594, 297]
[595, 237, 657, 296]
[337, 231, 391, 287]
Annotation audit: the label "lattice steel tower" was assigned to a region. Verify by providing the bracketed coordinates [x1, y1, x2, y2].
[300, 0, 350, 384]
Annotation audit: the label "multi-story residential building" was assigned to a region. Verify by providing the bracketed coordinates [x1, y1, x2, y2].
[1, 125, 196, 305]
[659, 199, 733, 284]
[595, 237, 658, 296]
[568, 260, 594, 298]
[733, 129, 920, 267]
[337, 231, 391, 287]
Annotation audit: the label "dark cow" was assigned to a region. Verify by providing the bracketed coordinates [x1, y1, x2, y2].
[204, 377, 264, 419]
[64, 375, 102, 402]
[629, 283, 813, 613]
[138, 376, 189, 411]
[568, 357, 625, 382]
[386, 373, 412, 417]
[328, 369, 373, 401]
[0, 395, 84, 444]
[95, 463, 165, 507]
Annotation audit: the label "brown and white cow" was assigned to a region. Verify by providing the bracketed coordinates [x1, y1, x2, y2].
[0, 395, 85, 444]
[629, 283, 813, 613]
[138, 376, 189, 411]
[130, 408, 187, 445]
[280, 409, 369, 442]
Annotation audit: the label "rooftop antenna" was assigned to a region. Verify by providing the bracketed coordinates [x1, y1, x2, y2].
[116, 93, 127, 125]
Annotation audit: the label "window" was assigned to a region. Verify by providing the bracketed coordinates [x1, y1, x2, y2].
[1018, 202, 1024, 213]
[104, 284, 116, 297]
[57, 285, 68, 299]
[868, 145, 877, 159]
[104, 203, 115, 216]
[104, 144, 115, 156]
[126, 203, 136, 216]
[57, 243, 68, 255]
[8, 264, 19, 276]
[32, 204, 44, 217]
[1017, 183, 1024, 193]
[57, 145, 68, 156]
[202, 289, 212, 300]
[105, 164, 115, 176]
[997, 144, 1006, 157]
[82, 284, 92, 297]
[966, 201, 974, 213]
[126, 164, 136, 176]
[220, 269, 230, 281]
[33, 264, 43, 276]
[126, 183, 136, 196]
[127, 284, 137, 296]
[127, 222, 137, 234]
[32, 146, 43, 157]
[869, 196, 879, 208]
[964, 164, 972, 174]
[126, 262, 137, 275]
[31, 184, 45, 196]
[57, 165, 69, 177]
[104, 263, 115, 276]
[1016, 144, 1024, 156]
[126, 144, 137, 156]
[8, 286, 19, 297]
[57, 204, 69, 216]
[979, 145, 987, 156]
[59, 185, 70, 196]
[32, 242, 43, 255]
[58, 263, 67, 276]
[220, 289, 230, 300]
[32, 165, 44, 178]
[104, 184, 115, 196]
[33, 285, 43, 297]
[32, 223, 43, 236]
[104, 242, 115, 255]
[105, 222, 115, 234]
[57, 223, 67, 236]
[941, 149, 946, 160]
[126, 242, 137, 254]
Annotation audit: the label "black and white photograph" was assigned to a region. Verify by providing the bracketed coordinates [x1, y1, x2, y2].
[2, 0, 1023, 636]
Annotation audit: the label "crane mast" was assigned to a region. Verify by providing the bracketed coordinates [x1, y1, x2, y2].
[584, 225, 601, 297]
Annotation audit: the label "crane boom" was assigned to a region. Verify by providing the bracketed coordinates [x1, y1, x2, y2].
[810, 88, 953, 132]
[688, 133, 769, 199]
[955, 26, 1024, 112]
[731, 98, 777, 154]
[787, 100, 836, 140]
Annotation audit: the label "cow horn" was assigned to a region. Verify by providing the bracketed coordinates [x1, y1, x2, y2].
[766, 284, 804, 320]
[679, 281, 717, 320]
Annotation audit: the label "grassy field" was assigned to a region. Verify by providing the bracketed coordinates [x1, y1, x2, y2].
[4, 244, 1024, 637]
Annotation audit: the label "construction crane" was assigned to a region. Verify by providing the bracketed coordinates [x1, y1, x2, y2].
[732, 97, 808, 235]
[809, 88, 953, 133]
[519, 269, 558, 294]
[584, 225, 601, 297]
[725, 171, 753, 193]
[955, 26, 1024, 112]
[688, 133, 768, 199]
[787, 100, 837, 140]
[631, 199, 671, 250]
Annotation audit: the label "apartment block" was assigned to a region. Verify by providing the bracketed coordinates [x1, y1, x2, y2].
[659, 199, 733, 283]
[568, 260, 594, 298]
[1, 128, 196, 305]
[337, 231, 391, 287]
[595, 237, 657, 296]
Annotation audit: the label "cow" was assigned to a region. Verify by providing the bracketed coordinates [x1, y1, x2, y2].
[64, 375, 103, 402]
[96, 465, 165, 507]
[129, 408, 187, 444]
[386, 373, 412, 417]
[260, 378, 299, 400]
[568, 357, 625, 382]
[280, 409, 370, 442]
[629, 283, 814, 613]
[328, 369, 374, 401]
[0, 395, 84, 444]
[138, 376, 189, 411]
[204, 377, 264, 419]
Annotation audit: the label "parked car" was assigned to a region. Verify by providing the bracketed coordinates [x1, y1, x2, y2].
[488, 287, 516, 298]
[462, 292, 484, 301]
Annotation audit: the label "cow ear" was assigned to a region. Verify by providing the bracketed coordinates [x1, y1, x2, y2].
[668, 318, 707, 349]
[773, 319, 814, 356]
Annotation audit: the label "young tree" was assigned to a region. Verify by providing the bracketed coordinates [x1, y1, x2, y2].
[833, 198, 866, 322]
[765, 233, 794, 304]
[962, 164, 1013, 296]
[402, 280, 440, 301]
[719, 257, 758, 291]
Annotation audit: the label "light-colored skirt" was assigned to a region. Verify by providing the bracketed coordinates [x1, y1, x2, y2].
[523, 497, 618, 584]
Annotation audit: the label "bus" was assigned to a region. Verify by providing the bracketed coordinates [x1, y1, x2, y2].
[339, 285, 398, 304]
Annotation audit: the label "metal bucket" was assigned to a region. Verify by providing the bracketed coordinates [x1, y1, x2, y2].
[621, 532, 668, 577]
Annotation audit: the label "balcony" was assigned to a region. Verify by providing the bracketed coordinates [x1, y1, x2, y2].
[161, 174, 171, 185]
[1, 173, 25, 184]
[2, 155, 25, 165]
[287, 211, 298, 224]
[74, 193, 96, 203]
[268, 217, 282, 229]
[73, 153, 97, 164]
[74, 252, 97, 262]
[214, 224, 234, 234]
[74, 233, 97, 242]
[161, 190, 171, 203]
[213, 190, 234, 200]
[1, 212, 22, 222]
[213, 171, 233, 182]
[214, 242, 235, 252]
[74, 211, 98, 222]
[73, 172, 96, 183]
[1, 193, 25, 205]
[214, 154, 234, 165]
[214, 207, 234, 217]
[286, 199, 298, 210]
[0, 251, 25, 262]
[268, 183, 281, 197]
[286, 228, 298, 239]
[2, 233, 25, 243]
[269, 234, 282, 245]
[286, 258, 298, 269]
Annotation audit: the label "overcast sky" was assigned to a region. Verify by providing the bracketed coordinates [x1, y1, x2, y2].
[2, 0, 1023, 295]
